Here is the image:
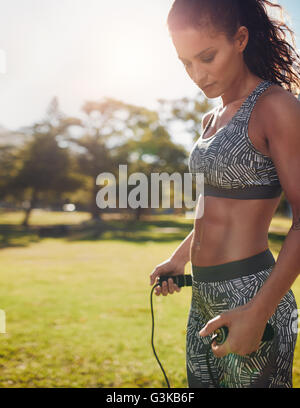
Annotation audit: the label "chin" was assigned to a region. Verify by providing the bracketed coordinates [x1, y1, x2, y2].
[203, 89, 218, 98]
[201, 83, 218, 97]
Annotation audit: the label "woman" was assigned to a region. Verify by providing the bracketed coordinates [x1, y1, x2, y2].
[150, 0, 300, 388]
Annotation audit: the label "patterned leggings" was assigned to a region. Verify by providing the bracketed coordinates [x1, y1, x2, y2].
[186, 250, 298, 388]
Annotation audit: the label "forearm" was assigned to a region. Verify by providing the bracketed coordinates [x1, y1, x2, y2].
[250, 227, 300, 320]
[169, 195, 204, 267]
[170, 228, 194, 266]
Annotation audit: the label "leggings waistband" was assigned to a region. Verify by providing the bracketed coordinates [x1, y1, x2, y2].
[191, 249, 275, 283]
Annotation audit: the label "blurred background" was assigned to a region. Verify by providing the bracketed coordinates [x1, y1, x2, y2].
[0, 0, 299, 388]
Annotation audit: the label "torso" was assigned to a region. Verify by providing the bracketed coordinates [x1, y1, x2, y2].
[191, 83, 283, 266]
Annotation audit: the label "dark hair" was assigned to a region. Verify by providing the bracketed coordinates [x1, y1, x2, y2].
[167, 0, 300, 97]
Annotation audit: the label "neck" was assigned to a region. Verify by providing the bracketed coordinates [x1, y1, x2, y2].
[220, 70, 263, 109]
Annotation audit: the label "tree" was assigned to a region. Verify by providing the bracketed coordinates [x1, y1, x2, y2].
[12, 132, 82, 226]
[9, 97, 83, 226]
[126, 124, 189, 220]
[67, 98, 131, 221]
[158, 92, 214, 143]
[66, 96, 191, 221]
[93, 99, 189, 220]
[0, 145, 20, 201]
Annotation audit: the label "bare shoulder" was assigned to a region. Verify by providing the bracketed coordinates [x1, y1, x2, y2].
[257, 84, 300, 135]
[255, 84, 300, 205]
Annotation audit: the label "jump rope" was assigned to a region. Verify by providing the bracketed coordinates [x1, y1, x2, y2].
[150, 274, 275, 388]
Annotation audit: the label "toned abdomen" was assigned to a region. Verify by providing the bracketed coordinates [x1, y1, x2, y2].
[191, 195, 281, 267]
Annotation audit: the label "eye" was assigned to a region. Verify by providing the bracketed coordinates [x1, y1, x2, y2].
[202, 56, 214, 63]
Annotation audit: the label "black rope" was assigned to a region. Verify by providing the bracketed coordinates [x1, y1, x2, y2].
[150, 282, 275, 388]
[206, 336, 220, 388]
[150, 283, 220, 388]
[150, 283, 171, 388]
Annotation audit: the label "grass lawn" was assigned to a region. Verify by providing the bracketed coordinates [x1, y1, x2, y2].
[0, 210, 299, 388]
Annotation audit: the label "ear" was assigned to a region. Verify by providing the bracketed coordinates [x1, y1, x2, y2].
[234, 25, 249, 53]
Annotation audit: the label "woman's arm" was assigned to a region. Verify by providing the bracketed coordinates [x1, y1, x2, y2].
[246, 92, 300, 320]
[199, 90, 300, 357]
[150, 175, 205, 295]
[149, 228, 194, 295]
[249, 218, 300, 320]
[170, 228, 194, 267]
[170, 192, 205, 266]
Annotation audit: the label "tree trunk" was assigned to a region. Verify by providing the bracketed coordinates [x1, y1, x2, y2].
[90, 182, 102, 221]
[134, 207, 144, 221]
[22, 190, 38, 227]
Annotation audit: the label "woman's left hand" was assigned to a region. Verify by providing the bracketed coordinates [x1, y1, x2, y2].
[199, 302, 269, 358]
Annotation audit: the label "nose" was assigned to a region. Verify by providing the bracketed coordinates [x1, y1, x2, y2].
[190, 66, 207, 88]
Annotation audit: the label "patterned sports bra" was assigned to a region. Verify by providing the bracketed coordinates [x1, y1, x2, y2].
[188, 80, 283, 199]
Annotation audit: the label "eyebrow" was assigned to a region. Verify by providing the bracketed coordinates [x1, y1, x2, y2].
[178, 47, 215, 62]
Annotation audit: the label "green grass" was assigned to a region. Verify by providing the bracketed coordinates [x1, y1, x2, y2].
[0, 209, 91, 226]
[0, 210, 299, 388]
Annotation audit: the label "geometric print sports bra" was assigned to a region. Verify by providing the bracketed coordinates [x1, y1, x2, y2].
[188, 80, 283, 199]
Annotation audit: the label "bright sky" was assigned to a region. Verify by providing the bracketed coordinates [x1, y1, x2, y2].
[0, 0, 299, 150]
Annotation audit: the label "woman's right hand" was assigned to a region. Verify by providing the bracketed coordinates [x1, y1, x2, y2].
[149, 258, 185, 296]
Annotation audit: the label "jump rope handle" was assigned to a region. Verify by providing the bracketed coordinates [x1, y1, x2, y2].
[156, 275, 274, 345]
[157, 274, 193, 288]
[212, 323, 275, 345]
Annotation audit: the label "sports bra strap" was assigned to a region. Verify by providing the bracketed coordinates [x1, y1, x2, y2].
[202, 107, 217, 137]
[202, 80, 273, 136]
[239, 80, 273, 124]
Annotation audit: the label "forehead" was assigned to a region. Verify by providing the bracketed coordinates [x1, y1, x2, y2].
[171, 26, 228, 59]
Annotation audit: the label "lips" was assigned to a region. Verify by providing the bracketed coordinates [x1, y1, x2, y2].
[203, 83, 215, 90]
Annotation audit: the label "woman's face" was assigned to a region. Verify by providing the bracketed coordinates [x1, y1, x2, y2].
[171, 24, 248, 98]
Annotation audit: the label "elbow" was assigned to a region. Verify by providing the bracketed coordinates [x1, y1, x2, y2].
[290, 202, 300, 231]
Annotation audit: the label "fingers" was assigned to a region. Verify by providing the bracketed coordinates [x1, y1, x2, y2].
[150, 269, 159, 286]
[211, 340, 232, 358]
[154, 278, 181, 296]
[199, 314, 228, 337]
[210, 339, 258, 358]
[199, 314, 230, 357]
[150, 263, 182, 296]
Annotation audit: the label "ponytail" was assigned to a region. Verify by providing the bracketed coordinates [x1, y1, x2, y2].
[167, 0, 300, 97]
